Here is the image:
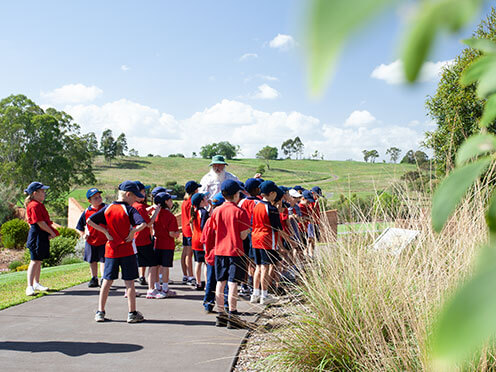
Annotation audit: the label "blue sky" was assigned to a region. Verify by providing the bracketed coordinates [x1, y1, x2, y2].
[0, 1, 491, 160]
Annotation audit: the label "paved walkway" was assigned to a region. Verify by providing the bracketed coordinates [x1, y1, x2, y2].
[0, 263, 263, 372]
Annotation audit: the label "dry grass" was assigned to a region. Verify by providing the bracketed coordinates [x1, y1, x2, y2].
[262, 185, 494, 371]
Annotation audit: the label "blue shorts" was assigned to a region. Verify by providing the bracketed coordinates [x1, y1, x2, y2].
[253, 248, 279, 265]
[137, 243, 158, 267]
[83, 242, 105, 263]
[215, 256, 244, 283]
[27, 225, 50, 261]
[307, 223, 315, 239]
[155, 249, 174, 267]
[103, 254, 139, 281]
[182, 236, 192, 246]
[193, 250, 205, 263]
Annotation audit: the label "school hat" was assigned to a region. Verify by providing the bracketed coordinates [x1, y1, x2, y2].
[302, 190, 315, 203]
[311, 186, 323, 197]
[119, 180, 145, 198]
[221, 179, 242, 196]
[245, 178, 262, 192]
[24, 182, 49, 194]
[134, 181, 151, 191]
[212, 192, 225, 207]
[293, 185, 305, 192]
[259, 180, 279, 195]
[86, 188, 102, 199]
[279, 186, 290, 193]
[274, 187, 285, 202]
[191, 193, 206, 207]
[151, 186, 167, 198]
[185, 180, 201, 194]
[154, 192, 175, 205]
[209, 155, 228, 166]
[289, 189, 303, 198]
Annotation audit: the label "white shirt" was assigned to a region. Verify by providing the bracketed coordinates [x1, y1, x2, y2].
[199, 169, 239, 199]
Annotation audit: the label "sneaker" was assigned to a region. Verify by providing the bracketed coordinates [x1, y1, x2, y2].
[88, 277, 99, 288]
[195, 283, 205, 291]
[260, 294, 278, 305]
[127, 311, 145, 323]
[204, 306, 214, 314]
[95, 311, 105, 322]
[250, 294, 260, 304]
[138, 277, 148, 286]
[25, 286, 35, 296]
[187, 277, 197, 286]
[182, 275, 188, 284]
[33, 283, 48, 291]
[162, 289, 177, 297]
[215, 312, 228, 327]
[146, 289, 166, 299]
[227, 313, 250, 330]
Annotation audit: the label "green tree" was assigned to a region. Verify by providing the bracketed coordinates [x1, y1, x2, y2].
[293, 136, 304, 159]
[362, 149, 370, 163]
[100, 129, 117, 165]
[385, 147, 401, 163]
[83, 132, 99, 156]
[256, 145, 278, 169]
[281, 138, 295, 158]
[115, 132, 128, 157]
[200, 141, 239, 160]
[400, 149, 429, 165]
[128, 148, 139, 157]
[0, 94, 96, 199]
[368, 149, 379, 163]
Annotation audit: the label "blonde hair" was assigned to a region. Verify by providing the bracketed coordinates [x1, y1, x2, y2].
[24, 194, 35, 208]
[117, 190, 127, 199]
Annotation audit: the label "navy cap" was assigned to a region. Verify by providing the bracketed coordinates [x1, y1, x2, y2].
[311, 186, 323, 196]
[154, 192, 176, 205]
[302, 190, 315, 203]
[259, 180, 279, 195]
[185, 180, 201, 194]
[212, 192, 225, 207]
[119, 180, 145, 198]
[279, 186, 290, 193]
[274, 187, 285, 202]
[86, 188, 102, 199]
[293, 185, 305, 192]
[236, 180, 246, 191]
[151, 186, 166, 197]
[135, 181, 151, 191]
[245, 178, 262, 192]
[191, 193, 206, 207]
[221, 179, 241, 196]
[24, 182, 49, 194]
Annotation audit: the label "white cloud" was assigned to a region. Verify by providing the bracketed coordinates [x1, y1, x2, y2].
[239, 53, 258, 61]
[344, 110, 376, 127]
[371, 59, 453, 84]
[250, 84, 280, 100]
[269, 34, 296, 50]
[41, 84, 103, 104]
[121, 64, 130, 71]
[244, 74, 279, 83]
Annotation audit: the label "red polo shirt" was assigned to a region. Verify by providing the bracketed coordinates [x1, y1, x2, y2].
[76, 204, 107, 246]
[27, 200, 52, 225]
[132, 201, 152, 246]
[238, 197, 259, 226]
[201, 217, 216, 266]
[252, 200, 282, 250]
[154, 208, 179, 250]
[181, 198, 193, 238]
[210, 201, 250, 257]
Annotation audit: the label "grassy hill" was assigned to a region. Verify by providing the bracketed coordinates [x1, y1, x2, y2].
[68, 156, 416, 207]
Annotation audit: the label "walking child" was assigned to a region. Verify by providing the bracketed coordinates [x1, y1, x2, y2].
[190, 192, 209, 290]
[181, 180, 201, 285]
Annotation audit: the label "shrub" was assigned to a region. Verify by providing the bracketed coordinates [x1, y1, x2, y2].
[0, 182, 17, 225]
[60, 255, 83, 265]
[43, 236, 78, 267]
[8, 260, 23, 271]
[256, 164, 265, 175]
[57, 227, 80, 240]
[16, 264, 29, 272]
[1, 218, 30, 249]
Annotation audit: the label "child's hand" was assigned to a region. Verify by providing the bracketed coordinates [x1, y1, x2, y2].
[49, 232, 57, 239]
[125, 230, 135, 242]
[105, 232, 113, 241]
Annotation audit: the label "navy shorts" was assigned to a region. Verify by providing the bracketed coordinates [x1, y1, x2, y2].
[83, 242, 105, 263]
[155, 249, 174, 267]
[215, 256, 244, 283]
[137, 243, 158, 267]
[103, 254, 139, 281]
[27, 225, 50, 261]
[253, 248, 279, 265]
[182, 236, 192, 246]
[193, 250, 205, 263]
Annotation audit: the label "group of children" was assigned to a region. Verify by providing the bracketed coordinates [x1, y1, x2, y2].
[22, 176, 324, 327]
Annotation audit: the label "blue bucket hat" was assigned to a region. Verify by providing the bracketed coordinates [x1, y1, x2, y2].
[209, 155, 228, 166]
[119, 180, 145, 198]
[86, 187, 102, 199]
[212, 192, 225, 207]
[24, 182, 49, 194]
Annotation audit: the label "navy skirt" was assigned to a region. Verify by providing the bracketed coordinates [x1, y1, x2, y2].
[27, 224, 50, 261]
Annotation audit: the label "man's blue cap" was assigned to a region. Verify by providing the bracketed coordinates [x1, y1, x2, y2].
[212, 192, 225, 207]
[154, 192, 176, 205]
[311, 186, 323, 196]
[135, 181, 151, 191]
[221, 179, 242, 196]
[191, 193, 206, 207]
[293, 185, 305, 192]
[24, 182, 49, 194]
[86, 188, 102, 199]
[119, 180, 145, 198]
[260, 180, 279, 195]
[245, 178, 262, 192]
[302, 190, 315, 203]
[185, 180, 201, 194]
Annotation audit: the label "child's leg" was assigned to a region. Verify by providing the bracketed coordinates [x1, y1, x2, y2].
[90, 262, 98, 278]
[27, 260, 39, 287]
[203, 264, 216, 310]
[124, 280, 137, 312]
[215, 280, 227, 312]
[98, 279, 113, 311]
[34, 261, 42, 284]
[253, 265, 261, 291]
[181, 244, 191, 277]
[227, 281, 238, 312]
[163, 267, 170, 284]
[139, 266, 146, 279]
[260, 264, 270, 292]
[99, 262, 105, 277]
[148, 266, 158, 291]
[194, 261, 202, 284]
[186, 249, 193, 277]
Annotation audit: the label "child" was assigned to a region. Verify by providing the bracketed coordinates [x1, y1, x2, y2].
[311, 186, 323, 241]
[181, 180, 201, 285]
[76, 188, 107, 288]
[300, 190, 316, 258]
[251, 180, 282, 305]
[153, 192, 180, 297]
[133, 181, 162, 299]
[24, 182, 59, 296]
[190, 192, 209, 290]
[209, 180, 251, 329]
[87, 180, 147, 323]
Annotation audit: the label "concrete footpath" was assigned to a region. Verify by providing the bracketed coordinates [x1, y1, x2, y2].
[0, 264, 263, 372]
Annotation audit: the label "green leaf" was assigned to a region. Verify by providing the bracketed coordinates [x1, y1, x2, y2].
[463, 37, 496, 54]
[460, 55, 496, 86]
[432, 157, 491, 232]
[308, 0, 396, 96]
[431, 243, 496, 366]
[476, 62, 496, 98]
[456, 133, 496, 166]
[486, 192, 496, 234]
[480, 94, 496, 128]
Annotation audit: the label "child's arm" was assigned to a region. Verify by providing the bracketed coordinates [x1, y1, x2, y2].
[37, 221, 57, 239]
[240, 228, 250, 241]
[169, 231, 180, 239]
[148, 205, 161, 227]
[87, 219, 113, 241]
[125, 223, 147, 242]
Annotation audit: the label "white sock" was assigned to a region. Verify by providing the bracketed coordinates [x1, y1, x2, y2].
[162, 283, 169, 292]
[27, 285, 34, 289]
[262, 290, 268, 297]
[154, 282, 161, 290]
[253, 289, 261, 296]
[188, 276, 195, 280]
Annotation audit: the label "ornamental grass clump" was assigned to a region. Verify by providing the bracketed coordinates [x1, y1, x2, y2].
[264, 184, 493, 371]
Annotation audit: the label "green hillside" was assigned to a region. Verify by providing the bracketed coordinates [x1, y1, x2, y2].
[69, 156, 416, 207]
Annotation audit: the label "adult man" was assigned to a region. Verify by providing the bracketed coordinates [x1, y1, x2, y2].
[199, 155, 239, 199]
